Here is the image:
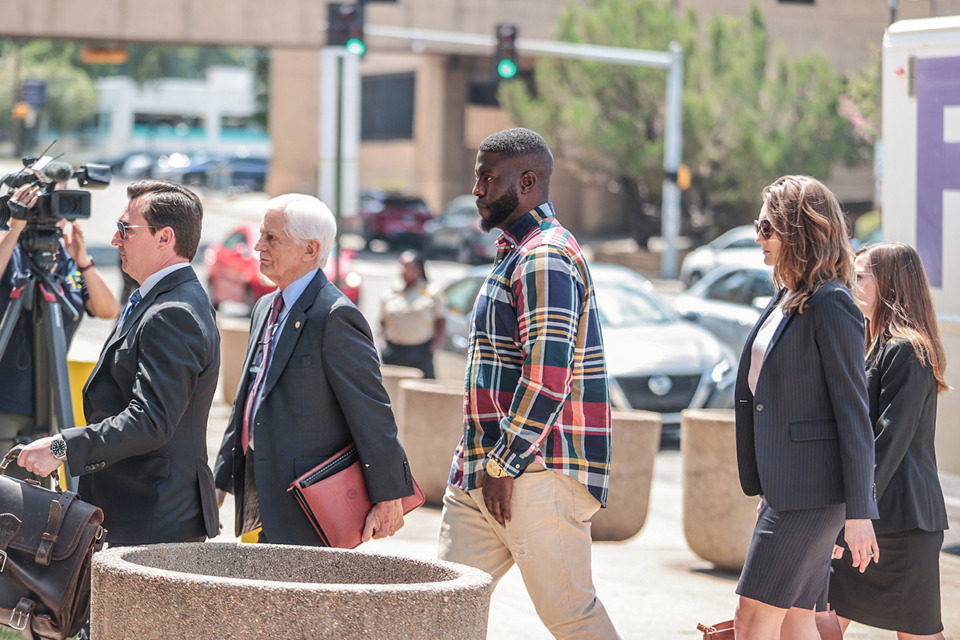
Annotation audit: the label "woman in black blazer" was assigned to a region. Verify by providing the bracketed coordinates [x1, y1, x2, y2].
[733, 176, 879, 640]
[829, 242, 948, 639]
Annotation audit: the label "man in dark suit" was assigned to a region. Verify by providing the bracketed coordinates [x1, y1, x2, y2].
[18, 180, 221, 546]
[214, 193, 414, 545]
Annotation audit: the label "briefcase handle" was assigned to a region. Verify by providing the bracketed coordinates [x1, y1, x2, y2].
[1, 445, 24, 473]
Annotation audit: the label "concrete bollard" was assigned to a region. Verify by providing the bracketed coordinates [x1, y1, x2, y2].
[591, 410, 661, 542]
[91, 543, 492, 639]
[397, 379, 660, 542]
[681, 409, 757, 571]
[397, 379, 466, 505]
[380, 364, 424, 411]
[217, 317, 251, 406]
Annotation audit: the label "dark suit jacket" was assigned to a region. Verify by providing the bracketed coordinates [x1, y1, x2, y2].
[214, 269, 414, 545]
[63, 266, 221, 545]
[735, 282, 879, 520]
[868, 338, 948, 533]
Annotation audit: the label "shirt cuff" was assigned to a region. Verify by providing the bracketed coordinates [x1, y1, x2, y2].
[487, 440, 533, 478]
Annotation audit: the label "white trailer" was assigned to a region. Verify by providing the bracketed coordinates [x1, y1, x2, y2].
[883, 16, 960, 473]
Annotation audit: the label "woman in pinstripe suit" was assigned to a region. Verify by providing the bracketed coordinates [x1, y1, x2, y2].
[733, 176, 880, 640]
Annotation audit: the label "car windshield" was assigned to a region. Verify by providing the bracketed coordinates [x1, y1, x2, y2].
[594, 280, 674, 328]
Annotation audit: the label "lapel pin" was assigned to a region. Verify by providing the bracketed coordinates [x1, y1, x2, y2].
[295, 321, 301, 329]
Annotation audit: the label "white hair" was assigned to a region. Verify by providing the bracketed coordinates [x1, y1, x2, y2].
[265, 193, 337, 268]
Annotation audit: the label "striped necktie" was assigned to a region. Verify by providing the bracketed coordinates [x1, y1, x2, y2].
[240, 293, 285, 454]
[117, 290, 142, 326]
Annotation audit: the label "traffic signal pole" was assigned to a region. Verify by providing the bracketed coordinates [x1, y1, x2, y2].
[319, 47, 360, 286]
[365, 25, 686, 279]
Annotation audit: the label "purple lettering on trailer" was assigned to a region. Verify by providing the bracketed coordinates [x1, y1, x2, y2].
[916, 56, 960, 287]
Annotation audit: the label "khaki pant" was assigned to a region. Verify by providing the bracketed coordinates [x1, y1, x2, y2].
[438, 465, 622, 640]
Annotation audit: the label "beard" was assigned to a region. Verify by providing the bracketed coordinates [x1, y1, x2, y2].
[479, 186, 520, 232]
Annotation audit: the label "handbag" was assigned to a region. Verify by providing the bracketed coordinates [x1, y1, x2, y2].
[287, 444, 424, 549]
[0, 446, 106, 640]
[697, 609, 841, 640]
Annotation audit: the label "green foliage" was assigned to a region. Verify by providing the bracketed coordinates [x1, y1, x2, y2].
[498, 0, 874, 232]
[0, 40, 266, 146]
[0, 41, 98, 138]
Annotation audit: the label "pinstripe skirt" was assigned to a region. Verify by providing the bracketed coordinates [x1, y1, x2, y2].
[736, 500, 846, 610]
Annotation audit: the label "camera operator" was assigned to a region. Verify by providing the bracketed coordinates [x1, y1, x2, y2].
[0, 184, 119, 463]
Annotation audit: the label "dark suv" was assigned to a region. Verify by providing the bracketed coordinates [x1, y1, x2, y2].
[360, 191, 433, 250]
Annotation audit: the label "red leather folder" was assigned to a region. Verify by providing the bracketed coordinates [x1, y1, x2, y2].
[287, 444, 424, 549]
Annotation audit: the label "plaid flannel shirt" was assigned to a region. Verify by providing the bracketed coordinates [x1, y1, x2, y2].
[447, 203, 612, 506]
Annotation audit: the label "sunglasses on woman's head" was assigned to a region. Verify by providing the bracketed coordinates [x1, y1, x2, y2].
[754, 219, 775, 240]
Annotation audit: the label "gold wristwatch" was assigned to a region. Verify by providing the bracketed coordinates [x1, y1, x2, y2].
[485, 458, 510, 478]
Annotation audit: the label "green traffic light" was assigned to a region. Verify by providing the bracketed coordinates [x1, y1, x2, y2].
[346, 37, 366, 56]
[497, 58, 518, 79]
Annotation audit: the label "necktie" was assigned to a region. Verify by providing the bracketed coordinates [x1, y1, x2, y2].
[241, 293, 285, 454]
[118, 290, 142, 326]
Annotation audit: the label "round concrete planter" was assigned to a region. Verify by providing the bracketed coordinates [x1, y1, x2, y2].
[217, 317, 251, 406]
[397, 379, 466, 505]
[681, 409, 758, 571]
[591, 410, 661, 542]
[380, 364, 424, 409]
[92, 543, 492, 639]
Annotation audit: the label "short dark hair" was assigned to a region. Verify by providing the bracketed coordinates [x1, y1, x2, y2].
[400, 249, 428, 283]
[478, 128, 554, 173]
[126, 180, 204, 261]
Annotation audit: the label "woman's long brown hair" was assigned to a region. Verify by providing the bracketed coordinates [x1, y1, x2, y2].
[856, 242, 949, 394]
[763, 175, 854, 314]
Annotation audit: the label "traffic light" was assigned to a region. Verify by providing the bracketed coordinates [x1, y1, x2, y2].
[495, 24, 519, 79]
[328, 2, 366, 56]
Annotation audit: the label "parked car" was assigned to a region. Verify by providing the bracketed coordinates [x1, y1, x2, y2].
[119, 152, 162, 178]
[360, 191, 434, 250]
[424, 195, 498, 264]
[204, 223, 361, 312]
[673, 263, 775, 355]
[176, 153, 269, 191]
[678, 225, 764, 288]
[440, 263, 737, 436]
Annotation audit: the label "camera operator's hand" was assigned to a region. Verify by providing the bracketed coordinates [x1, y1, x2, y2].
[63, 221, 87, 263]
[8, 184, 40, 219]
[3, 218, 26, 236]
[17, 436, 62, 478]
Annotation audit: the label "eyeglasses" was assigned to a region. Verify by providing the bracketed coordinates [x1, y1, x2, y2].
[753, 219, 775, 240]
[116, 221, 156, 239]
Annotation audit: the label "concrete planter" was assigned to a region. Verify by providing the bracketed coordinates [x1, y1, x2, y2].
[397, 379, 465, 505]
[591, 410, 661, 542]
[380, 364, 424, 418]
[217, 317, 251, 406]
[91, 543, 492, 639]
[396, 379, 660, 543]
[681, 409, 757, 571]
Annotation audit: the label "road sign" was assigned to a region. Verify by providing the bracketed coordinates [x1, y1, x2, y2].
[20, 79, 46, 108]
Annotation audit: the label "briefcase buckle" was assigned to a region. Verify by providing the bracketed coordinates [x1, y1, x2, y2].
[9, 608, 28, 631]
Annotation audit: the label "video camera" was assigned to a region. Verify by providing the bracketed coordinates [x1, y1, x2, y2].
[0, 156, 110, 230]
[0, 155, 110, 273]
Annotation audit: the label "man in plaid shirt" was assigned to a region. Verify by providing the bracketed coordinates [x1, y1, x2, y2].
[439, 128, 621, 640]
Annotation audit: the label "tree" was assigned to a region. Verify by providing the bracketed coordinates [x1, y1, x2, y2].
[498, 0, 872, 240]
[0, 41, 98, 148]
[498, 0, 697, 243]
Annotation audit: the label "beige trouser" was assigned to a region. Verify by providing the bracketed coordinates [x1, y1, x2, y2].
[438, 465, 623, 640]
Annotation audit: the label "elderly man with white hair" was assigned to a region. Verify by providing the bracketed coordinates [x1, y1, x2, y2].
[214, 193, 415, 545]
